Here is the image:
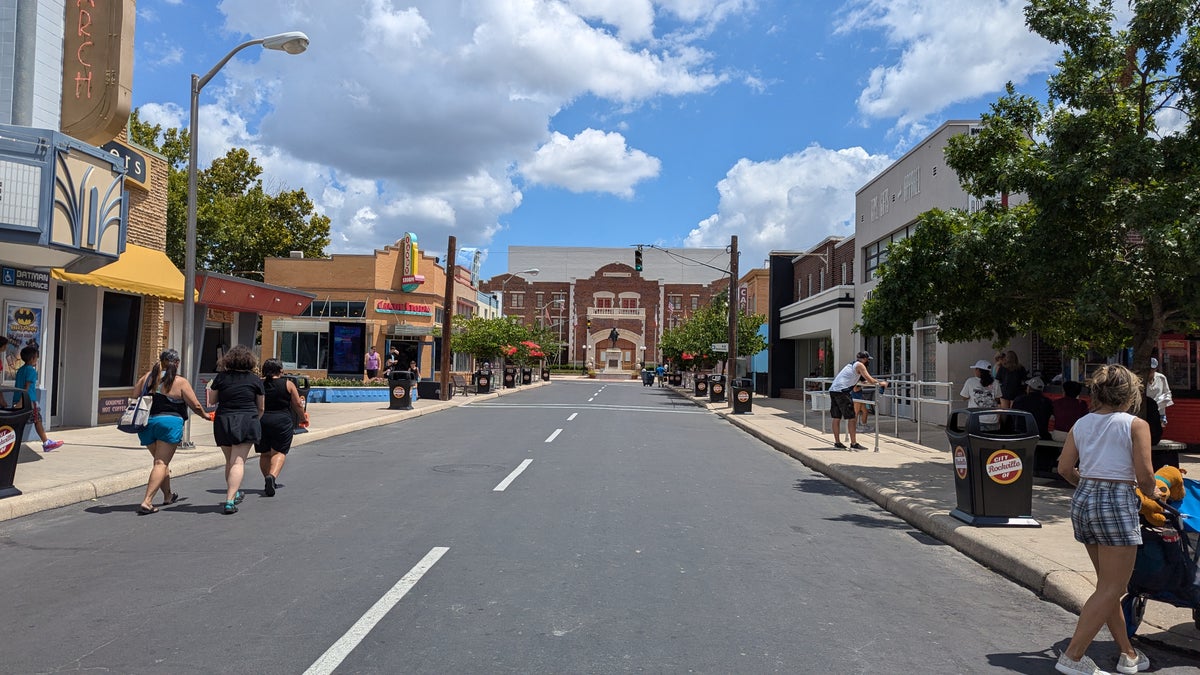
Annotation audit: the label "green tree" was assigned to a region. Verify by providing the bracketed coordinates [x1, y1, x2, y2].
[450, 316, 529, 363]
[861, 0, 1200, 369]
[129, 110, 331, 277]
[661, 292, 766, 370]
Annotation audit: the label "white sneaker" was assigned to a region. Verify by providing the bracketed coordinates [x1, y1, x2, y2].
[1115, 648, 1148, 674]
[1056, 652, 1108, 675]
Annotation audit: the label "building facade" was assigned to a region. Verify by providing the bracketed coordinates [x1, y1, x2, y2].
[482, 246, 730, 370]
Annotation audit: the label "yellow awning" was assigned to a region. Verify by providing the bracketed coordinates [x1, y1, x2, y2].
[51, 244, 195, 302]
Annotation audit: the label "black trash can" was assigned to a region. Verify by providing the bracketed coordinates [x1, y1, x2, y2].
[541, 368, 550, 382]
[708, 374, 727, 403]
[521, 367, 533, 385]
[641, 369, 654, 386]
[946, 409, 1041, 527]
[475, 370, 492, 394]
[670, 372, 683, 386]
[503, 366, 517, 388]
[731, 378, 753, 414]
[694, 374, 708, 397]
[283, 374, 311, 433]
[0, 388, 36, 499]
[388, 371, 414, 410]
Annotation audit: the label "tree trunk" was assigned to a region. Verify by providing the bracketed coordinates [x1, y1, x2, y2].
[1129, 309, 1165, 379]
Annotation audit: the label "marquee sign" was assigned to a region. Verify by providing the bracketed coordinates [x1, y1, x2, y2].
[400, 232, 424, 292]
[376, 300, 432, 316]
[61, 0, 135, 145]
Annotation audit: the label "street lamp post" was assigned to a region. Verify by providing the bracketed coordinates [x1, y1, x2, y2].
[497, 268, 539, 317]
[182, 31, 309, 444]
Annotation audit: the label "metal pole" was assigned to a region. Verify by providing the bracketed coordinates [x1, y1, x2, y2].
[440, 236, 456, 400]
[727, 235, 738, 387]
[181, 73, 201, 447]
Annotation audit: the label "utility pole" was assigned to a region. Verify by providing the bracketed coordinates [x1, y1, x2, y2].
[728, 235, 739, 386]
[440, 236, 456, 400]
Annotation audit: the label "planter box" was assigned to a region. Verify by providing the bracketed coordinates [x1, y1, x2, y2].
[307, 387, 389, 403]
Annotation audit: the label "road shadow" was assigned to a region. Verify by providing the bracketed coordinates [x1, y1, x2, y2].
[984, 646, 1059, 674]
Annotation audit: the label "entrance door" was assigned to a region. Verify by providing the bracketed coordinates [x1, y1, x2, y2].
[888, 334, 913, 419]
[50, 301, 64, 426]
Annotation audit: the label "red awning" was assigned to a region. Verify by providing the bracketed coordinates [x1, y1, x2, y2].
[196, 272, 315, 315]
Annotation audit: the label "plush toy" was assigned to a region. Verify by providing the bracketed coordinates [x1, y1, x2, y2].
[1137, 466, 1188, 527]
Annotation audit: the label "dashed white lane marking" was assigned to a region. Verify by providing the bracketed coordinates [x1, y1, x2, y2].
[567, 413, 578, 421]
[545, 428, 563, 443]
[304, 546, 449, 675]
[588, 397, 595, 402]
[493, 459, 533, 492]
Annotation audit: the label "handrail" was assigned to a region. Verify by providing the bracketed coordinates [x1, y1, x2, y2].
[801, 374, 957, 446]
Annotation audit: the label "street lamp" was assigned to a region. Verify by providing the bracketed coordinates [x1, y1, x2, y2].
[498, 268, 539, 317]
[182, 31, 309, 443]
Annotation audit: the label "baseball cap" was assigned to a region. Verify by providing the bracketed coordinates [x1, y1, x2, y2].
[1150, 357, 1159, 368]
[856, 351, 872, 361]
[971, 359, 992, 370]
[1024, 376, 1045, 391]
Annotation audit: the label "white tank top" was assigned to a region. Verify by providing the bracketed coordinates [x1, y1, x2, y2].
[830, 362, 860, 392]
[1070, 412, 1135, 481]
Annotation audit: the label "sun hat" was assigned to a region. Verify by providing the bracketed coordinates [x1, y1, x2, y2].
[1024, 376, 1045, 391]
[1150, 357, 1159, 368]
[971, 359, 992, 370]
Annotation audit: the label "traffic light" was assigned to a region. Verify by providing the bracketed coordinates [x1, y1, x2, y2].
[634, 246, 643, 271]
[586, 319, 592, 330]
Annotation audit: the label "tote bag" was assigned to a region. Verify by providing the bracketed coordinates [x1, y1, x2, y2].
[117, 380, 153, 433]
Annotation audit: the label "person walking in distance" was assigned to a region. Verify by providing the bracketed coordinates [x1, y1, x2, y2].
[208, 345, 264, 514]
[132, 349, 211, 515]
[1145, 357, 1172, 426]
[365, 346, 381, 380]
[256, 358, 308, 497]
[1054, 365, 1156, 675]
[828, 351, 887, 451]
[12, 345, 63, 451]
[996, 350, 1028, 409]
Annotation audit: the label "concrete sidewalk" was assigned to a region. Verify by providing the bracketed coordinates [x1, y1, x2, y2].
[0, 381, 547, 522]
[687, 389, 1200, 657]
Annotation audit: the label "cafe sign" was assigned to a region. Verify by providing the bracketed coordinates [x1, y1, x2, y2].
[400, 232, 424, 292]
[376, 300, 432, 316]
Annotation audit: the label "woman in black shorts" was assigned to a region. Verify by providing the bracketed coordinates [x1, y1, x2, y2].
[256, 358, 308, 497]
[208, 345, 264, 514]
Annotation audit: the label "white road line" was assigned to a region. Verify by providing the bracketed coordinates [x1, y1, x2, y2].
[588, 397, 595, 402]
[303, 546, 449, 675]
[545, 428, 563, 443]
[567, 413, 578, 421]
[493, 459, 533, 492]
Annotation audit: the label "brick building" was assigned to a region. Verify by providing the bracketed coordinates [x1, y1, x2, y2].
[481, 247, 730, 371]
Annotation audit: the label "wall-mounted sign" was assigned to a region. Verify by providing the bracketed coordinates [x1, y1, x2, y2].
[1, 266, 50, 291]
[100, 140, 149, 190]
[400, 232, 424, 292]
[98, 396, 128, 416]
[207, 308, 233, 323]
[61, 0, 135, 145]
[376, 300, 432, 316]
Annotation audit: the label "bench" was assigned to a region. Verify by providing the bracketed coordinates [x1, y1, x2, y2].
[450, 373, 472, 396]
[1034, 438, 1185, 480]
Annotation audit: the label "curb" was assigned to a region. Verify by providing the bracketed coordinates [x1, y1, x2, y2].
[0, 383, 533, 523]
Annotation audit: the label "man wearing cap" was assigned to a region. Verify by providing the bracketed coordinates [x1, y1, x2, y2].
[1146, 357, 1172, 426]
[828, 351, 887, 450]
[1012, 376, 1054, 440]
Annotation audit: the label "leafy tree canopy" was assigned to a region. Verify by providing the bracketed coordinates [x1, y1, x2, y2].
[129, 110, 331, 278]
[861, 0, 1200, 369]
[661, 291, 766, 370]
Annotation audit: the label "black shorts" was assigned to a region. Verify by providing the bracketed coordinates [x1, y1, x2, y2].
[366, 369, 379, 378]
[829, 390, 856, 419]
[256, 410, 295, 454]
[213, 412, 262, 447]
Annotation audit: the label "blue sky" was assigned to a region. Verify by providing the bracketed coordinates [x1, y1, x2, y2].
[130, 0, 1066, 278]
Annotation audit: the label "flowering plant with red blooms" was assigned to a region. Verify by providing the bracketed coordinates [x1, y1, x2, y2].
[501, 344, 518, 356]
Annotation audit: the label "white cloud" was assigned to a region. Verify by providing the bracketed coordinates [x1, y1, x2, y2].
[175, 0, 740, 253]
[837, 0, 1059, 130]
[686, 145, 893, 266]
[522, 129, 661, 197]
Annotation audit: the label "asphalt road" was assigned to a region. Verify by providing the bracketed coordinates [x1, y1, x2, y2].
[1, 381, 1196, 674]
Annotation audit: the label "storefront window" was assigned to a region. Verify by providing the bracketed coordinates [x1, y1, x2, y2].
[99, 292, 141, 387]
[277, 331, 328, 370]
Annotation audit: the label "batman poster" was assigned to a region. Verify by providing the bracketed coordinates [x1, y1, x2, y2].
[4, 302, 42, 376]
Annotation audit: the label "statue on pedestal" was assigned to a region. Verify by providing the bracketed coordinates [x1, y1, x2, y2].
[609, 327, 619, 348]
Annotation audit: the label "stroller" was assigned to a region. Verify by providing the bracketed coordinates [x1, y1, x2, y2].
[1121, 476, 1200, 636]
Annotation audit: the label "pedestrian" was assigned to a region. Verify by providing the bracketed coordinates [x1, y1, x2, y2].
[365, 346, 381, 380]
[1054, 364, 1156, 675]
[132, 349, 211, 515]
[1012, 376, 1054, 440]
[12, 345, 63, 451]
[996, 350, 1027, 409]
[961, 359, 999, 409]
[409, 360, 419, 400]
[208, 345, 264, 514]
[386, 347, 400, 374]
[828, 351, 888, 451]
[255, 358, 308, 498]
[655, 363, 665, 386]
[1145, 357, 1172, 426]
[1050, 380, 1090, 442]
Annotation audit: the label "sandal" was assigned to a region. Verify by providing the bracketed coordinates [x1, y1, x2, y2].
[222, 500, 238, 515]
[234, 490, 245, 504]
[161, 492, 180, 506]
[137, 504, 159, 515]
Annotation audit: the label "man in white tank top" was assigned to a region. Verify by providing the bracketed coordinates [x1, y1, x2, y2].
[828, 351, 888, 450]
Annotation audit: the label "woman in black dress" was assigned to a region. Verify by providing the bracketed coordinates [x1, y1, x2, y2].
[208, 345, 264, 514]
[256, 358, 308, 497]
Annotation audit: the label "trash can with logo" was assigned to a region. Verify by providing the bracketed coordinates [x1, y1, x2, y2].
[283, 374, 311, 433]
[503, 366, 517, 389]
[731, 378, 753, 414]
[708, 374, 727, 403]
[475, 370, 492, 394]
[521, 367, 533, 385]
[0, 388, 36, 499]
[945, 408, 1040, 527]
[693, 374, 708, 397]
[541, 368, 550, 382]
[670, 372, 682, 386]
[387, 371, 414, 410]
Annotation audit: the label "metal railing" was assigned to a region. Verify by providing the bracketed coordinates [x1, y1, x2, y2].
[801, 373, 957, 446]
